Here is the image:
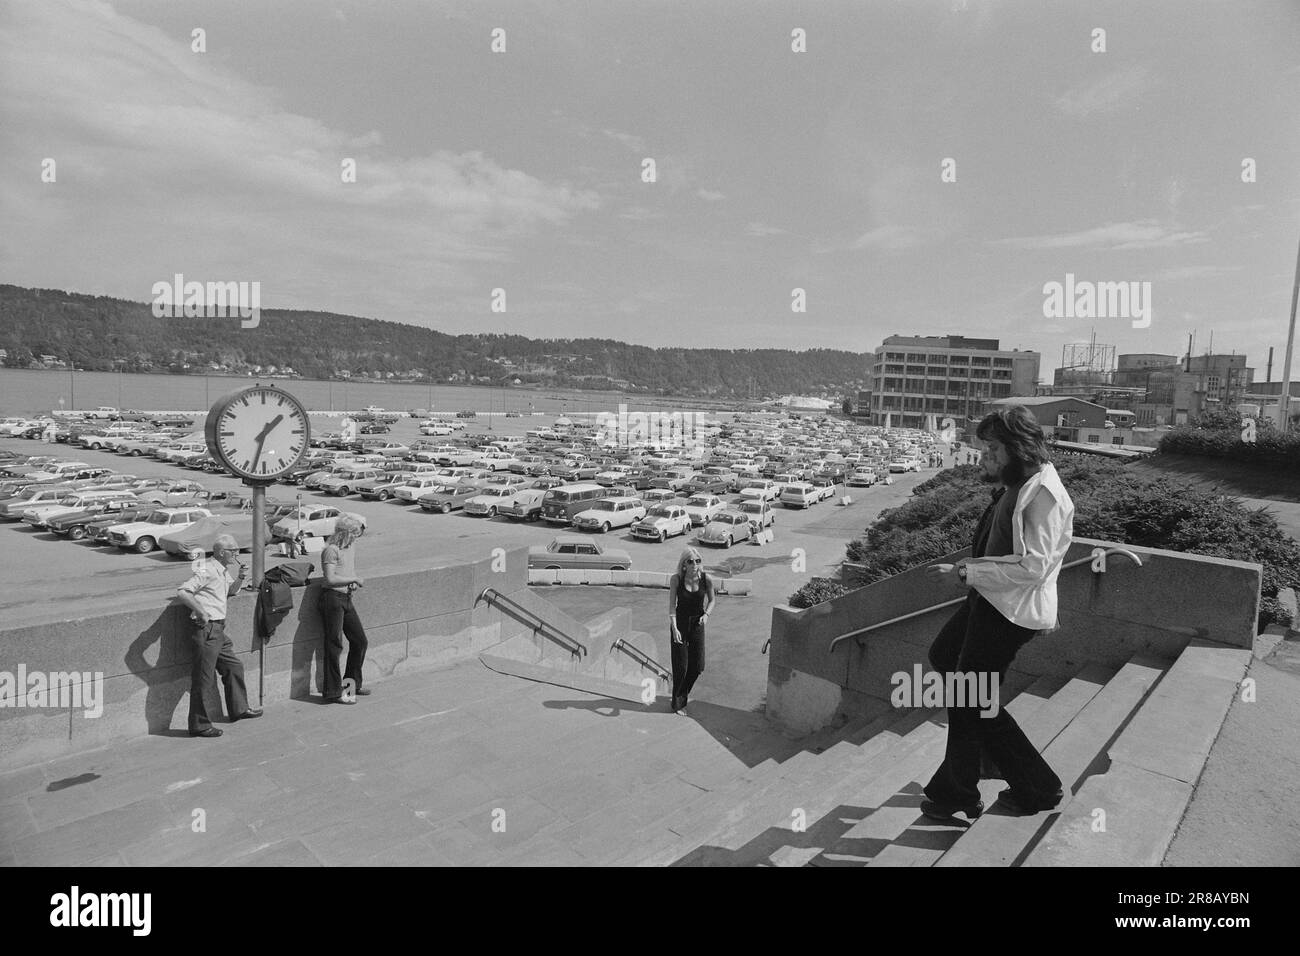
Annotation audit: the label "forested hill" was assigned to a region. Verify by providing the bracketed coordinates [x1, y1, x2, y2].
[0, 284, 869, 398]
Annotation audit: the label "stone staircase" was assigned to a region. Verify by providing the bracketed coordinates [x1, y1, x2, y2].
[592, 640, 1250, 867]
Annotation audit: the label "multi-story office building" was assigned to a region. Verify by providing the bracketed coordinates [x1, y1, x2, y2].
[862, 335, 1040, 428]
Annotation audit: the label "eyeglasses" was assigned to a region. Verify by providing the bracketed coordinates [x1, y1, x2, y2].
[686, 558, 702, 564]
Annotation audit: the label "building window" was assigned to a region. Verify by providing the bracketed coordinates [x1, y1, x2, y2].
[1112, 436, 1123, 445]
[1087, 434, 1101, 443]
[927, 354, 948, 365]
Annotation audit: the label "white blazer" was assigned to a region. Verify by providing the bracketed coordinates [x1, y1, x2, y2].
[961, 462, 1074, 630]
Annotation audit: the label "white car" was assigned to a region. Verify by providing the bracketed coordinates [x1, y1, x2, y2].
[472, 449, 519, 471]
[847, 469, 878, 487]
[682, 494, 727, 527]
[739, 479, 781, 502]
[419, 422, 455, 436]
[737, 499, 776, 531]
[463, 485, 517, 517]
[318, 468, 383, 496]
[641, 488, 681, 506]
[392, 475, 448, 502]
[269, 506, 366, 541]
[107, 507, 212, 553]
[889, 458, 922, 473]
[780, 482, 820, 509]
[631, 504, 692, 542]
[499, 487, 548, 521]
[372, 442, 411, 458]
[572, 497, 646, 533]
[594, 465, 634, 486]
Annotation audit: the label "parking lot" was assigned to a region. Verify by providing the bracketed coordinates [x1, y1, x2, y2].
[0, 413, 939, 634]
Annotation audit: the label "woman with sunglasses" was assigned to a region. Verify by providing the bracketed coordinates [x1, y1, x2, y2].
[319, 514, 370, 703]
[668, 546, 714, 715]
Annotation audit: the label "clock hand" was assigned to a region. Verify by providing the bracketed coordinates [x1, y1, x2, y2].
[254, 415, 284, 443]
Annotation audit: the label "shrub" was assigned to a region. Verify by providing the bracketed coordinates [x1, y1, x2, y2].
[788, 577, 849, 609]
[841, 455, 1300, 630]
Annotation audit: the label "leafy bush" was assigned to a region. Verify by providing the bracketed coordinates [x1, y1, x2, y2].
[788, 577, 849, 608]
[841, 456, 1300, 631]
[1158, 410, 1300, 468]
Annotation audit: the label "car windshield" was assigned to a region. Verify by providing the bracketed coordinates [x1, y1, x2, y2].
[148, 513, 171, 525]
[686, 497, 713, 507]
[741, 503, 758, 512]
[648, 507, 675, 519]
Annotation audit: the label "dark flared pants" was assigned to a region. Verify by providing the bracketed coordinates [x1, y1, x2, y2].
[671, 623, 705, 706]
[319, 589, 368, 698]
[923, 593, 1063, 806]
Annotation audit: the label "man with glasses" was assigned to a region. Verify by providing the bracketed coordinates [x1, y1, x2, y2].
[176, 534, 263, 737]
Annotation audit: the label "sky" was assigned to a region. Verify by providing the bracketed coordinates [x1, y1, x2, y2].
[2, 0, 1299, 378]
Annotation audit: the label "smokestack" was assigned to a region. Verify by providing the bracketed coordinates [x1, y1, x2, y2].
[1268, 346, 1274, 384]
[1186, 334, 1192, 373]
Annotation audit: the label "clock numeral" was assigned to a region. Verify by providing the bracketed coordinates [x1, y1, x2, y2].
[291, 428, 304, 435]
[261, 393, 267, 404]
[242, 460, 252, 471]
[220, 430, 234, 436]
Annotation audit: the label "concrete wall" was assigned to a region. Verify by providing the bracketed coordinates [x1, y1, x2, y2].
[0, 547, 538, 772]
[766, 538, 1261, 733]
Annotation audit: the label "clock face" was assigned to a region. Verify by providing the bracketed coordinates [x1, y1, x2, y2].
[205, 387, 310, 481]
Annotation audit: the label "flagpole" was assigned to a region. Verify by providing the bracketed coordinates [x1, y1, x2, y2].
[1278, 233, 1300, 429]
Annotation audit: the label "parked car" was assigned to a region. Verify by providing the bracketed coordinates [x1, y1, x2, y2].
[158, 510, 291, 560]
[142, 480, 207, 505]
[738, 479, 782, 502]
[737, 499, 776, 531]
[572, 497, 646, 533]
[463, 485, 518, 517]
[106, 507, 213, 553]
[86, 504, 176, 544]
[698, 511, 755, 548]
[269, 506, 366, 541]
[356, 470, 415, 501]
[499, 487, 548, 522]
[527, 536, 632, 571]
[21, 490, 140, 529]
[359, 422, 391, 434]
[641, 488, 682, 507]
[779, 482, 820, 509]
[45, 496, 145, 539]
[889, 458, 922, 473]
[682, 494, 727, 527]
[846, 469, 878, 488]
[417, 483, 481, 514]
[631, 504, 692, 542]
[318, 467, 384, 497]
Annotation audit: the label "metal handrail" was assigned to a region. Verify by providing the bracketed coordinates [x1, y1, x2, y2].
[610, 638, 670, 680]
[826, 546, 1145, 652]
[477, 587, 588, 659]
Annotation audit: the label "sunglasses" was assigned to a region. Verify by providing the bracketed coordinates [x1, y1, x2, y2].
[686, 558, 702, 564]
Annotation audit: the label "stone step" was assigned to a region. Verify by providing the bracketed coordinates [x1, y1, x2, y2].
[1023, 642, 1250, 867]
[672, 715, 949, 866]
[1020, 762, 1192, 867]
[936, 655, 1166, 868]
[820, 674, 1059, 867]
[615, 709, 939, 867]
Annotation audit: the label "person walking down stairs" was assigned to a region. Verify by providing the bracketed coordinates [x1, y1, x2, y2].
[668, 547, 714, 716]
[921, 406, 1075, 821]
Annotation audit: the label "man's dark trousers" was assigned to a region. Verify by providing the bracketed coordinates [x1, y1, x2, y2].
[188, 620, 250, 733]
[923, 592, 1063, 806]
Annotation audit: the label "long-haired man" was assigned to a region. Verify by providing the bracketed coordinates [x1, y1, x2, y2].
[921, 405, 1074, 818]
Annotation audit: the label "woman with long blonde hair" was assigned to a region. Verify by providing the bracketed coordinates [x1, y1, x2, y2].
[319, 515, 369, 703]
[667, 546, 714, 715]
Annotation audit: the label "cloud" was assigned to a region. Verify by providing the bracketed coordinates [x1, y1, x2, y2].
[696, 188, 725, 202]
[0, 0, 598, 308]
[1054, 66, 1152, 116]
[1147, 265, 1242, 281]
[992, 220, 1210, 251]
[618, 205, 666, 222]
[850, 224, 931, 251]
[746, 222, 785, 237]
[602, 129, 644, 151]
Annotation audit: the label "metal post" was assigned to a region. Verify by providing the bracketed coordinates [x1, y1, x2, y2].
[1278, 233, 1300, 429]
[250, 481, 266, 706]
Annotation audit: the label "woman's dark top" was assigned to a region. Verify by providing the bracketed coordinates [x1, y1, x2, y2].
[675, 573, 709, 635]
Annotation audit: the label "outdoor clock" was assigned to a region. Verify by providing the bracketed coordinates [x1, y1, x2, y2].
[204, 385, 311, 483]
